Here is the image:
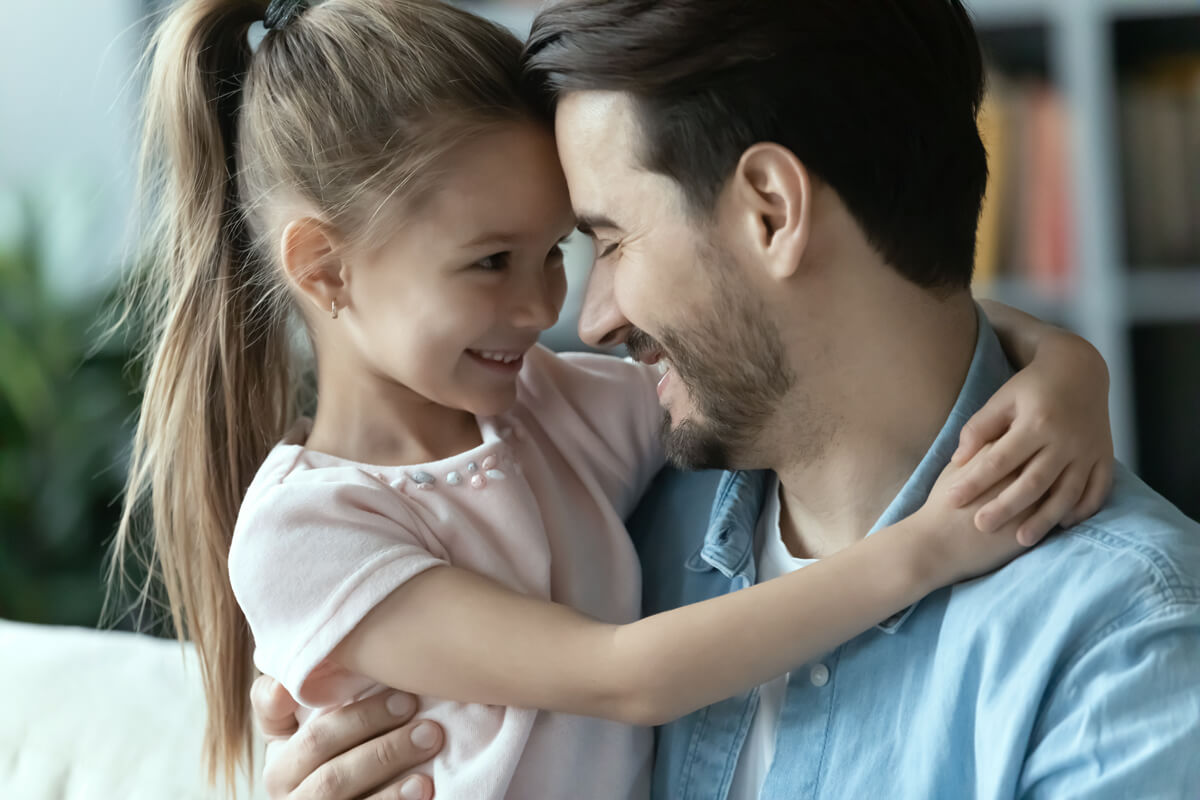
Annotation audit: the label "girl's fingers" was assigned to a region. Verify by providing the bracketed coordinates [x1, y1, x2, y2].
[948, 432, 1037, 509]
[953, 396, 1015, 467]
[972, 448, 1066, 533]
[1016, 468, 1089, 546]
[1068, 463, 1113, 527]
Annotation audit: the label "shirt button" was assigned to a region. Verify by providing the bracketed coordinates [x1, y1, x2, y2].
[810, 663, 830, 687]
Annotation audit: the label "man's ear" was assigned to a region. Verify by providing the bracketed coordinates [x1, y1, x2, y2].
[279, 217, 347, 315]
[729, 143, 812, 281]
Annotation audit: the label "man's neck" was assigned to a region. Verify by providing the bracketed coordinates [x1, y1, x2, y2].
[769, 280, 978, 560]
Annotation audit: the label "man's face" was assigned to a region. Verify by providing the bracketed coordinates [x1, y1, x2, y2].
[555, 91, 794, 470]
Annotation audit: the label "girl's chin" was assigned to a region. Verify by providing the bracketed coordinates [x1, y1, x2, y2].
[461, 386, 519, 419]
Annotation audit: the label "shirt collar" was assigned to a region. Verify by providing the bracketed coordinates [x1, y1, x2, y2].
[696, 469, 771, 583]
[699, 305, 1015, 632]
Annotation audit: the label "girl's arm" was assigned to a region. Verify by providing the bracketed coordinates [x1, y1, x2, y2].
[331, 467, 1023, 727]
[955, 300, 1114, 543]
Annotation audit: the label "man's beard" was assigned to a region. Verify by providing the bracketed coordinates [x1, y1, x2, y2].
[626, 255, 794, 472]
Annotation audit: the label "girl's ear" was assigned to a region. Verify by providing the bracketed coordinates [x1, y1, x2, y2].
[280, 218, 346, 314]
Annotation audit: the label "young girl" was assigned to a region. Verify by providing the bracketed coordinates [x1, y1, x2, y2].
[112, 1, 1112, 798]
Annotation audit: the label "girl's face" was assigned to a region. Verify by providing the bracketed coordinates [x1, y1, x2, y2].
[341, 121, 575, 418]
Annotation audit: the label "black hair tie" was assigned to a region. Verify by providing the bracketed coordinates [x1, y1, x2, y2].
[264, 0, 312, 31]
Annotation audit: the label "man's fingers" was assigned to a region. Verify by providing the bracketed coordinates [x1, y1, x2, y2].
[370, 773, 435, 800]
[262, 691, 420, 799]
[252, 675, 300, 738]
[290, 718, 443, 800]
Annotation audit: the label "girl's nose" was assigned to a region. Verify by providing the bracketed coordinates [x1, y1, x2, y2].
[511, 269, 563, 331]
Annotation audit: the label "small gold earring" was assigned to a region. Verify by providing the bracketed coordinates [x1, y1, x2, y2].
[330, 299, 339, 320]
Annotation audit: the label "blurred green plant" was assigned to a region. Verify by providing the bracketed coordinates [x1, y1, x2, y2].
[0, 196, 140, 627]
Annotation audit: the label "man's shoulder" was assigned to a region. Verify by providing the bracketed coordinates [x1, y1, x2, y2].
[627, 466, 725, 528]
[1027, 465, 1197, 602]
[957, 465, 1200, 633]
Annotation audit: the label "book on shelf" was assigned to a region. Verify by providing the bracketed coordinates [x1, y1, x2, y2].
[1118, 56, 1200, 269]
[973, 76, 1075, 297]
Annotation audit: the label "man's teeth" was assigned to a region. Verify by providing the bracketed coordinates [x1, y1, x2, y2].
[657, 360, 670, 376]
[476, 350, 522, 364]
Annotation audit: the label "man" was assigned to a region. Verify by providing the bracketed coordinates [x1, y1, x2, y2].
[252, 2, 1200, 797]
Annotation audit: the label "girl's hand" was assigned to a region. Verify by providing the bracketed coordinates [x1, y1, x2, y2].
[945, 333, 1114, 546]
[918, 457, 1036, 585]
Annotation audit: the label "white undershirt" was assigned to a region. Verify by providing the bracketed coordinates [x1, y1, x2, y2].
[727, 475, 817, 800]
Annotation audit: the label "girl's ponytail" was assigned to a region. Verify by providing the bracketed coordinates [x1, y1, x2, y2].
[111, 0, 292, 787]
[112, 0, 547, 788]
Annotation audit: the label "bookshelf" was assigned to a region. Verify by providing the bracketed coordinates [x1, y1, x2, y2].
[475, 0, 1200, 517]
[968, 0, 1200, 505]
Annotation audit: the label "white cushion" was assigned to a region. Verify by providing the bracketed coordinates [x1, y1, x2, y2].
[0, 619, 267, 799]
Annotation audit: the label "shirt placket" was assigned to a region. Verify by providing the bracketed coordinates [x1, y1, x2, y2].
[678, 471, 766, 800]
[758, 646, 843, 799]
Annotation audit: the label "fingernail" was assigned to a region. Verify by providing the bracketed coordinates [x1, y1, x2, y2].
[387, 692, 415, 717]
[411, 721, 439, 749]
[399, 776, 426, 800]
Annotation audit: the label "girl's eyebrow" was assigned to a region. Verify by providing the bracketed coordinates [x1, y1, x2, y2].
[462, 231, 522, 249]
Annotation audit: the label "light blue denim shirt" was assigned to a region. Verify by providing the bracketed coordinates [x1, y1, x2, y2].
[627, 311, 1200, 799]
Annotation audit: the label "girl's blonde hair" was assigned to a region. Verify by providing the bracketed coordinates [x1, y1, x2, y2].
[109, 0, 541, 788]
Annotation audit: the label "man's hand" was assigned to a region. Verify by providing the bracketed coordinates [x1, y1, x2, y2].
[252, 675, 443, 800]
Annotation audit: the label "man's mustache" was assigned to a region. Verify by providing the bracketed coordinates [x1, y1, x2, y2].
[625, 327, 663, 363]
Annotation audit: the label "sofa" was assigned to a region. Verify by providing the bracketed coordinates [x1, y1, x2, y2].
[0, 619, 268, 800]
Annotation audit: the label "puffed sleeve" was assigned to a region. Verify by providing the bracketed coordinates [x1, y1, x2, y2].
[516, 346, 665, 518]
[229, 472, 447, 707]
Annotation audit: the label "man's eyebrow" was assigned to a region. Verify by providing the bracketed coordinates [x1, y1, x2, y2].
[575, 213, 622, 237]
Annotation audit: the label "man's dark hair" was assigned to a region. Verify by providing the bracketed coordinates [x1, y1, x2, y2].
[524, 0, 989, 290]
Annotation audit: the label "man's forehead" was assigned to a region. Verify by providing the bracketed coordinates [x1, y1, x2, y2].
[555, 90, 639, 164]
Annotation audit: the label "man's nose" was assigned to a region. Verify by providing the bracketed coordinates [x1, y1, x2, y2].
[578, 259, 630, 349]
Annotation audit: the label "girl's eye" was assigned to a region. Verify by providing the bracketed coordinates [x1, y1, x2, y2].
[597, 241, 619, 259]
[475, 252, 510, 272]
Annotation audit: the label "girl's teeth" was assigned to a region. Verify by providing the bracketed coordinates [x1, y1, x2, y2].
[478, 351, 519, 364]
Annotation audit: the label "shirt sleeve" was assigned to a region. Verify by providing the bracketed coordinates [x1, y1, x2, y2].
[228, 473, 448, 707]
[1018, 604, 1200, 799]
[518, 346, 666, 517]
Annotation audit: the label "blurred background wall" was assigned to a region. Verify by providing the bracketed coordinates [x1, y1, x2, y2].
[1, 0, 1196, 631]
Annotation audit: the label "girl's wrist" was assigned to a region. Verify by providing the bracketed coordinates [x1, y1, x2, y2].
[872, 510, 951, 600]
